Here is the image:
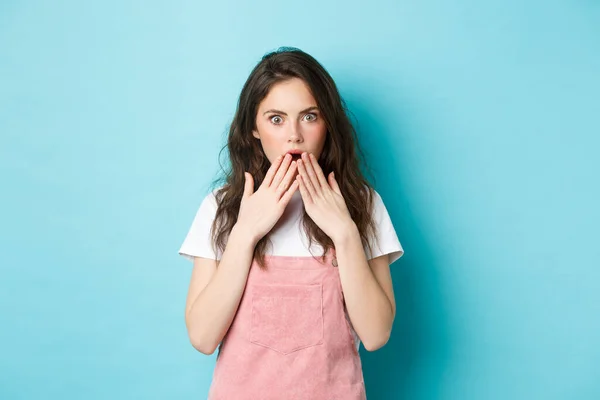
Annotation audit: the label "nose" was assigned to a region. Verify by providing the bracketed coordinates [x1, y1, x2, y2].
[288, 121, 303, 143]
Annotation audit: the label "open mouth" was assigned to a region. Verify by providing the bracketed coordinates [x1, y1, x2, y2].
[289, 154, 302, 161]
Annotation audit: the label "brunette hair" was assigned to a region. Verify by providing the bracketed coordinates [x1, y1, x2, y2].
[209, 46, 377, 269]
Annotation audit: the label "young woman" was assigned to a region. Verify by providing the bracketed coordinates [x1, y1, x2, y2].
[179, 47, 404, 399]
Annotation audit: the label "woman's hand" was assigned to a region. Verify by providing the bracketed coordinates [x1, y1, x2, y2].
[236, 154, 299, 244]
[296, 152, 355, 243]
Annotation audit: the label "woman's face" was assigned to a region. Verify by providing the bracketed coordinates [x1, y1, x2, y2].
[253, 77, 327, 167]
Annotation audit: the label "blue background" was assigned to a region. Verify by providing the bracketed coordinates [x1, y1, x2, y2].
[1, 1, 599, 399]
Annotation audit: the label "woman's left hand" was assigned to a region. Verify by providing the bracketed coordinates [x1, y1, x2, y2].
[296, 152, 355, 243]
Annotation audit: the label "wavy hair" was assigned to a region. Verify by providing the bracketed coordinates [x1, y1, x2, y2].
[208, 47, 378, 269]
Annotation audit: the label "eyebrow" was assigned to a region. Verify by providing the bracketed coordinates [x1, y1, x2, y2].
[263, 106, 319, 116]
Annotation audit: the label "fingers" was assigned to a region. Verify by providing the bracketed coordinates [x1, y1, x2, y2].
[280, 179, 300, 204]
[271, 154, 293, 189]
[307, 153, 329, 188]
[277, 161, 298, 197]
[328, 171, 341, 195]
[297, 155, 317, 198]
[298, 152, 330, 197]
[243, 172, 254, 199]
[261, 154, 284, 188]
[296, 172, 312, 203]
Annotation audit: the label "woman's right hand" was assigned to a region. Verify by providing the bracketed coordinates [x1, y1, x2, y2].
[236, 154, 299, 243]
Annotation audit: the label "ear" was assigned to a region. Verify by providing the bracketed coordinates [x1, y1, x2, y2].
[252, 130, 260, 139]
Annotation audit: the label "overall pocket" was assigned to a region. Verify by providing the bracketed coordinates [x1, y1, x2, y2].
[250, 284, 324, 354]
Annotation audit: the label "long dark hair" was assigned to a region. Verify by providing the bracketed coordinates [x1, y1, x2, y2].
[209, 46, 377, 269]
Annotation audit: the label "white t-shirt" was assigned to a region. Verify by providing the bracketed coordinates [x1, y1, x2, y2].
[179, 186, 404, 350]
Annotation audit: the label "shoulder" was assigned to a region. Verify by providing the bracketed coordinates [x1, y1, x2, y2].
[185, 185, 226, 236]
[360, 185, 385, 214]
[362, 185, 405, 264]
[178, 185, 226, 262]
[370, 188, 388, 216]
[361, 186, 391, 230]
[197, 185, 224, 214]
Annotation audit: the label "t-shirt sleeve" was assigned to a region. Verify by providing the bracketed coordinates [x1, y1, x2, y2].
[364, 189, 404, 265]
[178, 189, 222, 262]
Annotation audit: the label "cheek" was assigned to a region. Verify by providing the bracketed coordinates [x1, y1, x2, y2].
[255, 123, 287, 161]
[259, 129, 286, 149]
[305, 122, 327, 142]
[257, 119, 281, 139]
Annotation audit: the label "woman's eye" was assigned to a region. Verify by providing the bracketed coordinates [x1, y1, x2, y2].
[270, 116, 283, 124]
[304, 113, 317, 121]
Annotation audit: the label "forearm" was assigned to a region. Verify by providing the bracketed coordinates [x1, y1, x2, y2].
[334, 224, 394, 351]
[186, 224, 257, 354]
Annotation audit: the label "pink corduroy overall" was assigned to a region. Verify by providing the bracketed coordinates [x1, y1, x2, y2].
[207, 247, 366, 400]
